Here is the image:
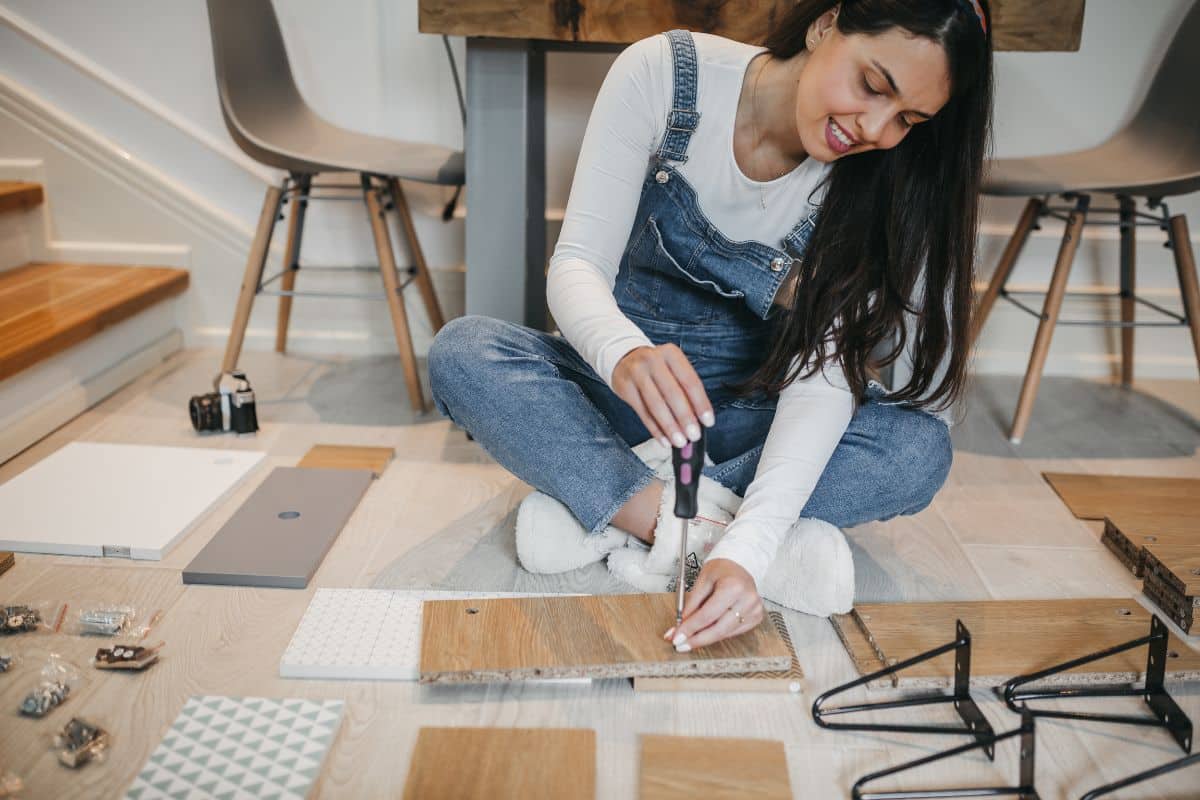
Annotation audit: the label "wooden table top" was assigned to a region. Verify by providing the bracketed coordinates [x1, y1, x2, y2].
[419, 0, 1085, 52]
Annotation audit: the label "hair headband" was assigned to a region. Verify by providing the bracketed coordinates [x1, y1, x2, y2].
[959, 0, 988, 34]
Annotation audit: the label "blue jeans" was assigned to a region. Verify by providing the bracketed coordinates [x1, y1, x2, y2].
[428, 315, 953, 535]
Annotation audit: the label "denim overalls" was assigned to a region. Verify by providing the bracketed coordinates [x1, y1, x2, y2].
[428, 30, 952, 536]
[614, 30, 819, 398]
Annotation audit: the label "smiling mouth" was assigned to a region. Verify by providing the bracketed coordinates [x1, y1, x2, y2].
[828, 118, 858, 149]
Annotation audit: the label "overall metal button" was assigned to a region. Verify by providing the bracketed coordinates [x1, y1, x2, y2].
[770, 257, 787, 272]
[655, 170, 670, 184]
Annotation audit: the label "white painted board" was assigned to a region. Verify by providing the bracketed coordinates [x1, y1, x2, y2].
[280, 589, 589, 683]
[0, 442, 265, 560]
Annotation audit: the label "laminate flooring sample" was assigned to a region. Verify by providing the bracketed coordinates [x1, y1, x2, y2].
[419, 593, 791, 683]
[183, 467, 372, 588]
[297, 444, 393, 477]
[0, 442, 264, 559]
[633, 611, 803, 693]
[1103, 511, 1199, 576]
[639, 735, 791, 800]
[1143, 543, 1200, 633]
[402, 727, 594, 800]
[0, 551, 12, 578]
[831, 598, 1200, 688]
[1043, 472, 1200, 520]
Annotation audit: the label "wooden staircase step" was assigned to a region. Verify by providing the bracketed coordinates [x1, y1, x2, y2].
[0, 262, 188, 381]
[0, 182, 44, 215]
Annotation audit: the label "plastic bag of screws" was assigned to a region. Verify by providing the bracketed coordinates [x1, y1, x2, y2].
[71, 604, 138, 637]
[93, 642, 161, 671]
[0, 602, 51, 635]
[52, 717, 109, 768]
[0, 653, 16, 674]
[18, 655, 83, 718]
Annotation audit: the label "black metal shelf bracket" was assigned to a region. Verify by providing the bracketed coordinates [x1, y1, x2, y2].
[851, 707, 1040, 800]
[813, 620, 997, 759]
[996, 615, 1193, 754]
[1079, 752, 1200, 800]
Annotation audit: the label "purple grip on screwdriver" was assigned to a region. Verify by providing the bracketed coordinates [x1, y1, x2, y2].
[680, 464, 692, 484]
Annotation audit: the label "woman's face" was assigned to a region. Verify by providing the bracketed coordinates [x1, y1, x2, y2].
[796, 13, 952, 162]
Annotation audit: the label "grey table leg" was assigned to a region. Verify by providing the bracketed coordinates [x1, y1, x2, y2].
[464, 38, 547, 329]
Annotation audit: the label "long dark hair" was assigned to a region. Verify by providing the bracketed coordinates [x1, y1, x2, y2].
[740, 0, 992, 411]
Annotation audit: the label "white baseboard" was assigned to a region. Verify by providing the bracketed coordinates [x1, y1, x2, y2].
[0, 303, 182, 464]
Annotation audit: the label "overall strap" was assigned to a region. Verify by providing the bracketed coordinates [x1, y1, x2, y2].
[656, 30, 701, 164]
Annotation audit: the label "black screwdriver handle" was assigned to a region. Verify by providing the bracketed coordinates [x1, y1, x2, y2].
[672, 428, 705, 519]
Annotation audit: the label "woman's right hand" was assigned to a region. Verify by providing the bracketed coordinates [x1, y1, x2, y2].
[611, 344, 714, 448]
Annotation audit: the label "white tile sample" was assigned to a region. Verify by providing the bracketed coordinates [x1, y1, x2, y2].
[125, 695, 343, 800]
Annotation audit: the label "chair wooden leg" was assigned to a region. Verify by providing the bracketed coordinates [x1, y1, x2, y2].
[1118, 195, 1136, 386]
[970, 197, 1043, 348]
[365, 178, 427, 413]
[275, 175, 311, 354]
[1009, 195, 1090, 444]
[389, 177, 446, 333]
[222, 184, 284, 373]
[1168, 214, 1200, 379]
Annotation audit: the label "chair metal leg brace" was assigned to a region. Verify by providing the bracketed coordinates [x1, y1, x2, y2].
[996, 615, 1193, 754]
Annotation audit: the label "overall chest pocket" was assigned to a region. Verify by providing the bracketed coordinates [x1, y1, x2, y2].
[641, 215, 744, 300]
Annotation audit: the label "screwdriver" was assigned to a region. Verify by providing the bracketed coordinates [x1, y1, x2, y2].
[672, 428, 705, 626]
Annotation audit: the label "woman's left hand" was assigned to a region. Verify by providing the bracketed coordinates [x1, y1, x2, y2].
[664, 558, 765, 650]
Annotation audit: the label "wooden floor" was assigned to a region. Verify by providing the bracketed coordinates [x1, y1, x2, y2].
[0, 347, 1197, 798]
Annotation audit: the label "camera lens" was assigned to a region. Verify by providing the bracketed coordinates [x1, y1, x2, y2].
[189, 393, 224, 432]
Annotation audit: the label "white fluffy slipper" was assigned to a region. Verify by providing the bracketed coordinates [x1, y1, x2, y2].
[759, 518, 855, 616]
[515, 491, 635, 574]
[606, 475, 742, 591]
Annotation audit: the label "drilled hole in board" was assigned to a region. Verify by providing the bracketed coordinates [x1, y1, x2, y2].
[1145, 535, 1158, 543]
[1191, 568, 1200, 576]
[466, 608, 479, 615]
[1169, 650, 1180, 659]
[278, 511, 301, 520]
[1116, 608, 1132, 616]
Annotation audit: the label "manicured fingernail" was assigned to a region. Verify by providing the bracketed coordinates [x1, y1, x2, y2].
[672, 632, 688, 646]
[659, 436, 670, 448]
[663, 627, 675, 640]
[671, 432, 687, 448]
[685, 423, 701, 442]
[676, 643, 692, 653]
[700, 411, 715, 427]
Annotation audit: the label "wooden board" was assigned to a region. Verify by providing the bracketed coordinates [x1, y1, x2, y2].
[297, 444, 394, 477]
[0, 182, 43, 215]
[830, 598, 1200, 688]
[1143, 570, 1195, 634]
[639, 735, 791, 800]
[633, 611, 802, 693]
[0, 551, 12, 578]
[419, 0, 1085, 51]
[1043, 472, 1200, 521]
[1101, 512, 1200, 577]
[1143, 543, 1200, 597]
[418, 593, 791, 683]
[0, 262, 188, 381]
[402, 727, 594, 800]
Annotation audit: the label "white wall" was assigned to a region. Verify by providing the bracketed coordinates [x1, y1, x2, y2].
[0, 0, 1197, 377]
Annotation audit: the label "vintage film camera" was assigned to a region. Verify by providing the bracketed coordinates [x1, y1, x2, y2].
[189, 371, 259, 434]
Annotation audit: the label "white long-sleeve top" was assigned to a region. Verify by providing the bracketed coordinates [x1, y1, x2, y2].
[547, 32, 855, 586]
